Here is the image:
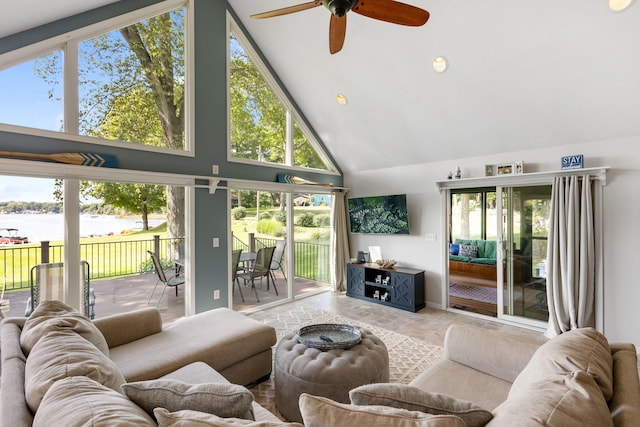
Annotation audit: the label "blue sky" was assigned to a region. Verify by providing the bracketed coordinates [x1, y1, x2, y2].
[0, 56, 62, 202]
[0, 54, 63, 131]
[0, 176, 57, 202]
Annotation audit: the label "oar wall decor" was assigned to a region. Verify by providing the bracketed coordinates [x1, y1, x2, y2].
[0, 151, 117, 168]
[277, 173, 333, 187]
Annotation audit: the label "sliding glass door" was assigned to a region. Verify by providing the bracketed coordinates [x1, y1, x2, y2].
[448, 184, 551, 326]
[499, 185, 551, 325]
[230, 187, 332, 311]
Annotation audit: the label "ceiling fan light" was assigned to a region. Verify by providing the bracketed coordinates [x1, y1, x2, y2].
[609, 0, 635, 10]
[336, 94, 348, 105]
[433, 57, 448, 73]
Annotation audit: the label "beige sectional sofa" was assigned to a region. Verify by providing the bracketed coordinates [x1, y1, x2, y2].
[297, 325, 640, 426]
[0, 301, 293, 426]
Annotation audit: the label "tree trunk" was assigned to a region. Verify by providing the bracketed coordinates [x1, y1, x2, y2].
[142, 203, 149, 231]
[166, 186, 184, 239]
[121, 19, 185, 240]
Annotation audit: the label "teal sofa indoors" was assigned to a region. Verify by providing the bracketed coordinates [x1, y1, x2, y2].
[449, 239, 497, 265]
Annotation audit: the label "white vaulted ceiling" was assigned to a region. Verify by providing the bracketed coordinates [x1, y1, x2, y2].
[3, 1, 640, 173]
[228, 0, 640, 173]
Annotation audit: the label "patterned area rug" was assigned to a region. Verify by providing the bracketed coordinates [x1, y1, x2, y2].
[247, 305, 444, 419]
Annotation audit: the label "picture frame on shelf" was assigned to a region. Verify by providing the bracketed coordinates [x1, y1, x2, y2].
[485, 164, 495, 176]
[515, 161, 524, 174]
[496, 163, 515, 175]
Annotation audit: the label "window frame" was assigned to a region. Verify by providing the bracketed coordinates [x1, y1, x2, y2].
[226, 12, 338, 175]
[0, 0, 194, 157]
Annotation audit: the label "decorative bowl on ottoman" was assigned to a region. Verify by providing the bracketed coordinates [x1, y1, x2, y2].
[296, 324, 362, 350]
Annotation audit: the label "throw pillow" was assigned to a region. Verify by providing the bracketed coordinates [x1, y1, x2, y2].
[510, 327, 613, 401]
[449, 244, 460, 256]
[350, 384, 493, 427]
[25, 329, 126, 413]
[487, 371, 613, 427]
[20, 299, 109, 356]
[458, 244, 478, 258]
[299, 394, 466, 427]
[153, 408, 304, 427]
[33, 376, 155, 427]
[122, 379, 255, 420]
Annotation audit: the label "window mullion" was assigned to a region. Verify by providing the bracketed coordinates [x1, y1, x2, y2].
[64, 41, 79, 134]
[285, 110, 293, 166]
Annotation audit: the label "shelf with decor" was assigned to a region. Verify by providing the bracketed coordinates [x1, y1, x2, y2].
[346, 263, 425, 312]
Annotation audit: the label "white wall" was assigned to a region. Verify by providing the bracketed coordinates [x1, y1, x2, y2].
[344, 137, 640, 348]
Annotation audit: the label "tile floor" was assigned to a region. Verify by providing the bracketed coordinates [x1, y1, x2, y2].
[249, 291, 548, 348]
[254, 291, 640, 376]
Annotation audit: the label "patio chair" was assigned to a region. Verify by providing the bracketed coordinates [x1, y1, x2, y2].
[25, 261, 95, 319]
[231, 248, 246, 303]
[238, 246, 276, 301]
[147, 250, 185, 306]
[269, 239, 287, 286]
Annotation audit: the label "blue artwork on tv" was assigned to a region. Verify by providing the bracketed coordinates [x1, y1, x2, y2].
[348, 194, 410, 234]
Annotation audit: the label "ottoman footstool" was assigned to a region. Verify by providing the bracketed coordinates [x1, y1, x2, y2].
[274, 328, 389, 422]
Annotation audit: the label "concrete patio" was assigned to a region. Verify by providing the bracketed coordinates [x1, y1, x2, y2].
[0, 270, 330, 325]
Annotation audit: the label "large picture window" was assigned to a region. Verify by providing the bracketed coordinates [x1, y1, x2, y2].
[0, 2, 187, 153]
[78, 8, 185, 149]
[228, 17, 335, 172]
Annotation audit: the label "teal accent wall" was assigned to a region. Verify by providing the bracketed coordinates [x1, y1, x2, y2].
[0, 0, 342, 313]
[192, 0, 229, 311]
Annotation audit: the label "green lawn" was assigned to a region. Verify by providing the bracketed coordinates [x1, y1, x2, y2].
[1, 225, 170, 291]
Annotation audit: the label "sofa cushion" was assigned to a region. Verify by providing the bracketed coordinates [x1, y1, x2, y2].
[487, 371, 613, 427]
[33, 376, 155, 427]
[458, 244, 478, 258]
[153, 408, 304, 427]
[609, 343, 640, 427]
[20, 299, 109, 356]
[122, 379, 254, 420]
[350, 383, 493, 427]
[449, 244, 460, 255]
[511, 327, 613, 401]
[25, 329, 126, 412]
[299, 394, 466, 427]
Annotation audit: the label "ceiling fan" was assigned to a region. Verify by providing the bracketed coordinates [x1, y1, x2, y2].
[251, 0, 430, 54]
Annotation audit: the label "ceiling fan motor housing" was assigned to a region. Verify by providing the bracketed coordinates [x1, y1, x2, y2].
[323, 0, 358, 17]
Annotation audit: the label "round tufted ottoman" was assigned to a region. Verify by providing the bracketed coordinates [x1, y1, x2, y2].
[274, 328, 389, 422]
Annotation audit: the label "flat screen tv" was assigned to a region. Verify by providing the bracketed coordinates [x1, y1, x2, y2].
[348, 194, 410, 234]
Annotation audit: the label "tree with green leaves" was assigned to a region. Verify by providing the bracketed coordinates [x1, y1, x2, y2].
[229, 33, 327, 171]
[84, 183, 166, 230]
[39, 8, 185, 236]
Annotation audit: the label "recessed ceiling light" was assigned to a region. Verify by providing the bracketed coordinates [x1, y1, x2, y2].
[336, 94, 347, 105]
[433, 56, 448, 73]
[609, 0, 635, 10]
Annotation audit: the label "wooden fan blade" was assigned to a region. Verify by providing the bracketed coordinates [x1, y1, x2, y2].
[352, 0, 429, 26]
[329, 14, 347, 54]
[251, 1, 322, 19]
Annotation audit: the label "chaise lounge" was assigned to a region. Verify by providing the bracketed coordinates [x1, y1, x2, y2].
[0, 300, 289, 426]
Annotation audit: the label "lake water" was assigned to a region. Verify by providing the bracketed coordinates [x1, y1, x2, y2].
[0, 213, 165, 243]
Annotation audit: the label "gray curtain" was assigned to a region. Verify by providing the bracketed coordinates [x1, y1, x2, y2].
[545, 175, 597, 338]
[330, 191, 350, 292]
